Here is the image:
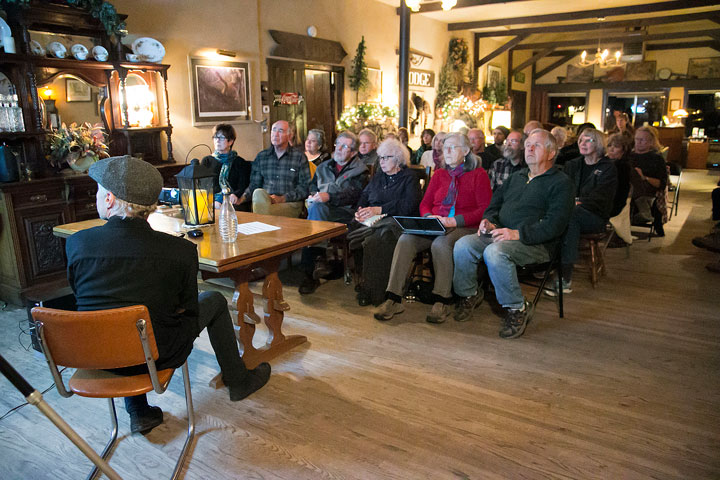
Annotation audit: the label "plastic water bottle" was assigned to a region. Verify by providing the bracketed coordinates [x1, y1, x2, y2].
[218, 188, 238, 242]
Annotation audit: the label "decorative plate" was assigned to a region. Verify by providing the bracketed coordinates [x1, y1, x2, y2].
[71, 44, 88, 60]
[132, 37, 165, 63]
[657, 68, 672, 81]
[29, 40, 45, 56]
[92, 45, 108, 62]
[47, 41, 66, 59]
[0, 16, 10, 38]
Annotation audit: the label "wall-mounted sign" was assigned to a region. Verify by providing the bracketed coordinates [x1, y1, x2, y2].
[409, 69, 435, 88]
[273, 90, 304, 106]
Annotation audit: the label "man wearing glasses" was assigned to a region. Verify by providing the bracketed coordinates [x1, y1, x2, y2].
[488, 130, 525, 191]
[238, 120, 311, 218]
[299, 131, 369, 294]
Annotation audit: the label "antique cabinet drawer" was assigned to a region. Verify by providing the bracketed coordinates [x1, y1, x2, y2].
[68, 180, 98, 202]
[12, 187, 66, 208]
[72, 200, 100, 221]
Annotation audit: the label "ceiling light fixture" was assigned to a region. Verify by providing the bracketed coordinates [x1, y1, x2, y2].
[441, 0, 457, 10]
[405, 0, 421, 12]
[579, 47, 624, 68]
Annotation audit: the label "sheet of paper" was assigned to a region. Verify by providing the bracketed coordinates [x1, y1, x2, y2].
[237, 221, 281, 235]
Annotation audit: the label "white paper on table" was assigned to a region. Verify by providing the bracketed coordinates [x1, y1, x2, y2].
[236, 221, 281, 235]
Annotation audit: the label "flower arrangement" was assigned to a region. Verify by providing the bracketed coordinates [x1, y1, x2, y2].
[438, 95, 489, 129]
[48, 122, 109, 169]
[336, 103, 397, 139]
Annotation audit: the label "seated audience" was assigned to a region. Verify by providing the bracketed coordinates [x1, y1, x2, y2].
[606, 133, 633, 218]
[67, 156, 270, 434]
[412, 128, 435, 165]
[299, 131, 369, 294]
[208, 124, 252, 211]
[556, 122, 596, 167]
[304, 128, 331, 178]
[420, 131, 447, 172]
[352, 138, 422, 306]
[398, 127, 413, 158]
[523, 120, 543, 138]
[485, 126, 509, 163]
[549, 128, 617, 295]
[551, 126, 568, 152]
[374, 133, 492, 324]
[452, 129, 574, 338]
[629, 126, 667, 234]
[468, 128, 494, 171]
[488, 130, 525, 191]
[358, 128, 379, 168]
[608, 112, 635, 143]
[239, 120, 311, 218]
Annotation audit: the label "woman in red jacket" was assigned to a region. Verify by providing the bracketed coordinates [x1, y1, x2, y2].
[374, 132, 492, 324]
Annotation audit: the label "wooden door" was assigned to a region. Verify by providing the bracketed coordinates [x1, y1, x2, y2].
[305, 70, 336, 144]
[511, 90, 527, 129]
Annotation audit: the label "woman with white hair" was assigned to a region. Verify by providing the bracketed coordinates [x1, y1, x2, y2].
[374, 133, 492, 324]
[549, 128, 617, 295]
[351, 138, 422, 306]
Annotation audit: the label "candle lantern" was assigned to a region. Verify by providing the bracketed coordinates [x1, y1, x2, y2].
[175, 159, 215, 226]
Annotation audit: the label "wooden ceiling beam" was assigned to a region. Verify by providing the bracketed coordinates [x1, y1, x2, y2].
[511, 48, 555, 76]
[397, 0, 527, 14]
[472, 11, 718, 38]
[644, 40, 716, 50]
[449, 0, 718, 31]
[476, 35, 528, 68]
[515, 29, 720, 50]
[534, 53, 575, 80]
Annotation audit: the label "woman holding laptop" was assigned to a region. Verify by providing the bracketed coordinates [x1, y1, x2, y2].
[374, 132, 492, 324]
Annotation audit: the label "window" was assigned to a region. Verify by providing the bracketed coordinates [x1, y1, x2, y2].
[605, 92, 667, 130]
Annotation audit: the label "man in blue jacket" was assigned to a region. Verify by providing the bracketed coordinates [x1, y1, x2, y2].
[452, 129, 575, 338]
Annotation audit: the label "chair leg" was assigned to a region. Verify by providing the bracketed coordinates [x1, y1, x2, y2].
[87, 398, 119, 480]
[589, 240, 598, 288]
[557, 265, 564, 318]
[171, 362, 196, 480]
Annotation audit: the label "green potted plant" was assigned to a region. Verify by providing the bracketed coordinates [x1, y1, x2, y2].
[47, 122, 109, 172]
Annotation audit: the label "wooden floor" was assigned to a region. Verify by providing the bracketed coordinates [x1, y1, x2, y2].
[1, 170, 719, 479]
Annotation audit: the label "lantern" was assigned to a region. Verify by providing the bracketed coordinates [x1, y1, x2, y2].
[175, 159, 215, 226]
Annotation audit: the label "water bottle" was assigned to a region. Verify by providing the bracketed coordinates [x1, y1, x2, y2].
[10, 93, 24, 132]
[218, 188, 238, 242]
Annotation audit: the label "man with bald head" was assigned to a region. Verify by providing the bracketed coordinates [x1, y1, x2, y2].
[523, 120, 543, 138]
[239, 120, 311, 217]
[467, 128, 493, 171]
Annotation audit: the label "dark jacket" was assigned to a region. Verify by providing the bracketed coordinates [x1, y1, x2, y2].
[563, 156, 618, 221]
[311, 156, 368, 207]
[358, 166, 421, 216]
[630, 151, 667, 198]
[485, 144, 503, 163]
[66, 216, 198, 370]
[206, 152, 252, 204]
[609, 154, 632, 217]
[556, 143, 579, 167]
[484, 166, 575, 250]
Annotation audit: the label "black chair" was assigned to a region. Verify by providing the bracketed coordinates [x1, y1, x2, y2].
[407, 165, 432, 196]
[516, 241, 564, 318]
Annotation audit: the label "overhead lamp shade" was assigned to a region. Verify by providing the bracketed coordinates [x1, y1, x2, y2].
[175, 159, 216, 226]
[672, 108, 689, 118]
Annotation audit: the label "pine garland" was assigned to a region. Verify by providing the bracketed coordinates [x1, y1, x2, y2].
[349, 36, 369, 103]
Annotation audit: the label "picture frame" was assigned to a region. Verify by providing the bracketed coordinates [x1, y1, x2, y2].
[513, 71, 525, 84]
[66, 78, 91, 102]
[566, 64, 593, 83]
[687, 57, 720, 79]
[189, 56, 251, 126]
[669, 99, 681, 110]
[486, 64, 502, 88]
[360, 67, 383, 104]
[625, 61, 656, 81]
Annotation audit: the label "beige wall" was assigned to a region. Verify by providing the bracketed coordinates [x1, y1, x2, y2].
[114, 0, 452, 162]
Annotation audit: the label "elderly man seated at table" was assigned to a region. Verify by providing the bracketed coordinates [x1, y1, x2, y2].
[488, 130, 525, 191]
[299, 131, 369, 294]
[548, 128, 617, 296]
[66, 156, 270, 434]
[238, 120, 311, 218]
[452, 129, 574, 339]
[374, 132, 492, 324]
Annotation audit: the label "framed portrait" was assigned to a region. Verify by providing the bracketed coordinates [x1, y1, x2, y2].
[360, 67, 383, 104]
[66, 78, 91, 102]
[189, 57, 251, 126]
[670, 99, 681, 110]
[687, 57, 720, 79]
[625, 61, 656, 81]
[486, 64, 502, 87]
[513, 71, 525, 84]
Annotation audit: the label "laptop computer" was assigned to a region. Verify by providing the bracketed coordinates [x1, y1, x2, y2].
[393, 216, 447, 236]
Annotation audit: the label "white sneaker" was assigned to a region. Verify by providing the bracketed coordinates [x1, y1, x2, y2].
[373, 299, 404, 321]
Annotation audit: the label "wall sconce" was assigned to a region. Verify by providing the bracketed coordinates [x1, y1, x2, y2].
[40, 85, 54, 100]
[216, 49, 236, 58]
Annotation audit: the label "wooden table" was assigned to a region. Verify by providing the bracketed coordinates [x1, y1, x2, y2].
[54, 211, 346, 378]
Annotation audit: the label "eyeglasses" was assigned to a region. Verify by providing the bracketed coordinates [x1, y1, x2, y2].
[443, 145, 464, 153]
[335, 144, 352, 151]
[378, 155, 396, 161]
[578, 137, 596, 144]
[213, 135, 227, 141]
[506, 139, 521, 145]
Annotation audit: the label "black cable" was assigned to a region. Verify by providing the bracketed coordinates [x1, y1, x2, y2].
[0, 367, 66, 422]
[185, 143, 212, 164]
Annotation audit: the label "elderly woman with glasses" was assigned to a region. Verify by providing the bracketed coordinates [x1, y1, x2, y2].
[550, 128, 617, 295]
[304, 128, 330, 178]
[210, 124, 252, 210]
[351, 139, 423, 306]
[374, 133, 492, 324]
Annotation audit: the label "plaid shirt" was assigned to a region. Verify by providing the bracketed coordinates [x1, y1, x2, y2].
[243, 146, 311, 202]
[489, 157, 525, 191]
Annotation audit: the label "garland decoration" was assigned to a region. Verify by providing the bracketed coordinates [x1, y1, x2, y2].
[349, 36, 369, 103]
[336, 103, 397, 139]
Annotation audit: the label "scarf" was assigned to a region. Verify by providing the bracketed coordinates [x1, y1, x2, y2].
[438, 163, 465, 217]
[213, 150, 238, 193]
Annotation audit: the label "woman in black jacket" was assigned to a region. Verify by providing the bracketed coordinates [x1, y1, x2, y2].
[210, 124, 252, 211]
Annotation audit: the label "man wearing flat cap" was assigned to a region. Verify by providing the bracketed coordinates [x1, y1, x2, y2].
[66, 155, 270, 434]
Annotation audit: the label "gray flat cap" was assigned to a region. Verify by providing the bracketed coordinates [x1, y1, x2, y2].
[89, 155, 163, 206]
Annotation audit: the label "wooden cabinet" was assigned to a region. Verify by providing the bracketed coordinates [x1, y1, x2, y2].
[687, 141, 709, 169]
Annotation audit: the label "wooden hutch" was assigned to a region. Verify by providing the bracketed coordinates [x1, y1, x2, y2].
[0, 1, 182, 305]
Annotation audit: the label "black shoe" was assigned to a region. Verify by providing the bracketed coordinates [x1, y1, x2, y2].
[229, 363, 271, 401]
[129, 406, 163, 434]
[298, 276, 320, 295]
[357, 290, 371, 306]
[312, 257, 332, 280]
[454, 290, 483, 322]
[692, 233, 720, 253]
[499, 299, 533, 339]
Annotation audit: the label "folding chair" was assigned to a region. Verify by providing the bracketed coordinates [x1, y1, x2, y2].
[516, 241, 564, 318]
[32, 305, 196, 480]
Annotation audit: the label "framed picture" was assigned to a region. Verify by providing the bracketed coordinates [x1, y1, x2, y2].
[513, 71, 525, 84]
[625, 61, 656, 81]
[360, 67, 383, 103]
[670, 99, 681, 110]
[687, 57, 720, 79]
[189, 56, 251, 126]
[486, 64, 502, 87]
[66, 78, 91, 102]
[566, 64, 593, 83]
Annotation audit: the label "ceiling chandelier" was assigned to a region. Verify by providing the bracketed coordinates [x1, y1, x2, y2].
[578, 47, 624, 69]
[404, 0, 457, 12]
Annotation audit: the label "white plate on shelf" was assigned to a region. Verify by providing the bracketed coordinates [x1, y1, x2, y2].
[29, 40, 45, 56]
[92, 45, 108, 62]
[132, 37, 165, 63]
[71, 44, 88, 60]
[47, 41, 66, 59]
[0, 17, 10, 38]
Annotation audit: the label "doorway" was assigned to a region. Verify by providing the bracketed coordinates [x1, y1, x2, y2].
[510, 90, 526, 130]
[267, 59, 344, 148]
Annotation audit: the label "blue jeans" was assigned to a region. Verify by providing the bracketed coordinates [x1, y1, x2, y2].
[561, 205, 607, 270]
[453, 234, 550, 310]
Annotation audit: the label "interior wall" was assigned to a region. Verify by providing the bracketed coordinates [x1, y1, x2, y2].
[114, 0, 452, 162]
[510, 49, 532, 124]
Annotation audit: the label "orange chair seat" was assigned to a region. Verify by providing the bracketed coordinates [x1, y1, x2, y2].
[69, 368, 176, 398]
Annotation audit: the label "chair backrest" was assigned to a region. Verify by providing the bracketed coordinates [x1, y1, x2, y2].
[31, 305, 158, 370]
[408, 164, 432, 194]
